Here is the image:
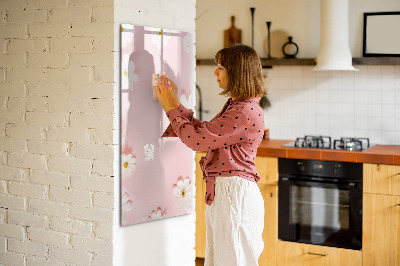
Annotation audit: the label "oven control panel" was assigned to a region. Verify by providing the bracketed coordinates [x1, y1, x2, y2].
[281, 158, 362, 180]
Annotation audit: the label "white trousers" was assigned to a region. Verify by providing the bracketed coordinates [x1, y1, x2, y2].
[205, 176, 264, 266]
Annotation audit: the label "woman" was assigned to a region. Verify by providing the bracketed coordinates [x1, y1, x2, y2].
[153, 44, 266, 266]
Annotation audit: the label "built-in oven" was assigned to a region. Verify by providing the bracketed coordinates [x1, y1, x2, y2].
[278, 158, 363, 250]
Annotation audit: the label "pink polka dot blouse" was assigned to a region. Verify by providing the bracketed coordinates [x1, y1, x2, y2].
[161, 97, 265, 205]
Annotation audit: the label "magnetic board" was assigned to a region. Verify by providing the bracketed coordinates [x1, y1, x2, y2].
[120, 24, 193, 226]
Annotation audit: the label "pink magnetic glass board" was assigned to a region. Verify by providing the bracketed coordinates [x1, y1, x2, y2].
[120, 24, 193, 226]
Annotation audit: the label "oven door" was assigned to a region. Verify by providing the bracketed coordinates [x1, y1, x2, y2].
[278, 176, 362, 250]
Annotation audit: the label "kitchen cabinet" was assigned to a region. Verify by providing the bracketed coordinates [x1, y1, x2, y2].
[363, 164, 400, 266]
[195, 152, 207, 258]
[256, 156, 278, 266]
[255, 156, 278, 186]
[363, 193, 400, 266]
[363, 163, 400, 196]
[195, 154, 278, 266]
[259, 184, 278, 266]
[195, 156, 400, 265]
[276, 241, 362, 266]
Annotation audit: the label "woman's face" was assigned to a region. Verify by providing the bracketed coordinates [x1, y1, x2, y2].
[214, 64, 228, 89]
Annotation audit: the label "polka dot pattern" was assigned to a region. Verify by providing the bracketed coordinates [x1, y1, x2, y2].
[161, 97, 265, 205]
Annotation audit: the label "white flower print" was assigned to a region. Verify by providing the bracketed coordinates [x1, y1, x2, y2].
[121, 192, 133, 212]
[172, 177, 192, 212]
[121, 153, 136, 179]
[121, 54, 130, 90]
[149, 208, 165, 221]
[128, 60, 139, 90]
[121, 191, 133, 225]
[144, 144, 154, 162]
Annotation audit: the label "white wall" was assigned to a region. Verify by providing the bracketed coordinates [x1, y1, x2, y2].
[196, 0, 400, 145]
[113, 1, 197, 266]
[264, 65, 400, 144]
[196, 0, 400, 58]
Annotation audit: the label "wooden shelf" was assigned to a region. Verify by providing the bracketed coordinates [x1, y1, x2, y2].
[352, 57, 400, 65]
[196, 57, 400, 67]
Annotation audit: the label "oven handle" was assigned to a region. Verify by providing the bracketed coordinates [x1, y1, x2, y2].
[280, 177, 357, 189]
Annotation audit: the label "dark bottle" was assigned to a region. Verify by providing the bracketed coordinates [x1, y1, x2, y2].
[282, 36, 299, 58]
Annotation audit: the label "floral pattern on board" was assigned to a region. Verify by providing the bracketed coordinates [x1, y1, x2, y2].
[121, 191, 133, 225]
[149, 207, 166, 220]
[121, 153, 136, 180]
[172, 177, 192, 212]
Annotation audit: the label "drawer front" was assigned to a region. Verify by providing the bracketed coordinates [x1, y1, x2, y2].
[364, 164, 400, 196]
[277, 241, 362, 266]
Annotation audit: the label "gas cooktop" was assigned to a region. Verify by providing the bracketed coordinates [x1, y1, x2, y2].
[282, 135, 375, 151]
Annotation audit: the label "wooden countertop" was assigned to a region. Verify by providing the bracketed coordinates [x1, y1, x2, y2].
[256, 139, 400, 165]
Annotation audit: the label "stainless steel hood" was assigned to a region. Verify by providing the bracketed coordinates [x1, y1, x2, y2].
[314, 0, 358, 71]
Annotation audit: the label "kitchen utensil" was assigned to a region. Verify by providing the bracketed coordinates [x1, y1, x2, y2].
[224, 16, 242, 48]
[250, 7, 255, 48]
[266, 21, 272, 58]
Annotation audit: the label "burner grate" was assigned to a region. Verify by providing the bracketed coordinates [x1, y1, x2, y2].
[333, 137, 370, 151]
[295, 135, 332, 149]
[287, 136, 372, 151]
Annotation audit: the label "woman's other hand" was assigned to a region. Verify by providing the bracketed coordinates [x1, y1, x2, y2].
[153, 76, 175, 113]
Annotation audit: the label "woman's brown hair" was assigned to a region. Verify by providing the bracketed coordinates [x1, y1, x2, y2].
[214, 44, 266, 99]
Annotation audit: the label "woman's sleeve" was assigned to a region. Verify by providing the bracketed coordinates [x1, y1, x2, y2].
[164, 106, 248, 152]
[161, 103, 202, 138]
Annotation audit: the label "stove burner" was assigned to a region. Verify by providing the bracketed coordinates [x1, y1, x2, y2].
[295, 135, 332, 149]
[333, 137, 370, 151]
[286, 136, 372, 151]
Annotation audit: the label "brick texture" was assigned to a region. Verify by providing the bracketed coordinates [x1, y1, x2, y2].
[0, 0, 197, 264]
[0, 0, 114, 264]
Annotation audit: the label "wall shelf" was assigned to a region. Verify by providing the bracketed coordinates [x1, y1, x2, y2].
[196, 57, 400, 67]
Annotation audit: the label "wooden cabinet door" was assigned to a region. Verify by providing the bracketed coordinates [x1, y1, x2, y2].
[259, 185, 278, 266]
[363, 193, 400, 266]
[277, 241, 362, 266]
[255, 156, 278, 186]
[195, 152, 207, 258]
[364, 164, 400, 196]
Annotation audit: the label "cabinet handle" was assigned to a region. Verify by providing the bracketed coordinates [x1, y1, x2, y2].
[397, 204, 400, 207]
[307, 252, 328, 256]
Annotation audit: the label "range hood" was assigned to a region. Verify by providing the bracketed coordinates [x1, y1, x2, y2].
[314, 0, 358, 71]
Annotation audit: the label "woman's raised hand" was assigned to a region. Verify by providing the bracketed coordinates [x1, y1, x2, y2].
[153, 75, 175, 113]
[161, 75, 180, 109]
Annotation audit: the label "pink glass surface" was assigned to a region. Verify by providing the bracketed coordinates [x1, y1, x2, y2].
[120, 24, 193, 226]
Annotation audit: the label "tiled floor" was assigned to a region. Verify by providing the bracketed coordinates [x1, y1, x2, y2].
[195, 257, 205, 266]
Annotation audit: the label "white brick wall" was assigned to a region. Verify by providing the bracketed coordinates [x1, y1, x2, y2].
[0, 0, 115, 265]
